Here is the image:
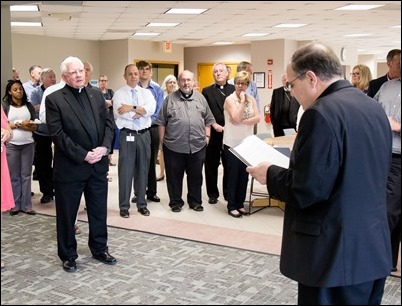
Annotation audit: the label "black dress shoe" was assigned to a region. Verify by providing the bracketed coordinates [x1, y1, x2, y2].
[208, 197, 218, 204]
[391, 267, 397, 272]
[131, 197, 137, 203]
[92, 252, 117, 265]
[138, 207, 150, 216]
[63, 259, 77, 272]
[228, 210, 242, 218]
[120, 209, 130, 218]
[40, 195, 54, 203]
[147, 195, 160, 202]
[171, 205, 182, 212]
[189, 204, 204, 212]
[9, 209, 20, 216]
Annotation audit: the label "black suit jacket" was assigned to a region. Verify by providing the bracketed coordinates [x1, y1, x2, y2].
[202, 83, 235, 145]
[269, 86, 299, 136]
[366, 74, 388, 98]
[45, 86, 114, 183]
[267, 80, 392, 287]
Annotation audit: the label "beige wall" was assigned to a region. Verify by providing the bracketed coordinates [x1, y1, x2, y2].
[377, 62, 388, 78]
[11, 35, 185, 92]
[12, 34, 100, 84]
[184, 44, 250, 77]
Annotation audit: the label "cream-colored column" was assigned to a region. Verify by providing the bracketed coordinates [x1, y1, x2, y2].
[1, 4, 13, 92]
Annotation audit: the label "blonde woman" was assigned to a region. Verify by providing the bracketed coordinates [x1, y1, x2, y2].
[223, 71, 260, 217]
[350, 64, 372, 94]
[157, 75, 178, 181]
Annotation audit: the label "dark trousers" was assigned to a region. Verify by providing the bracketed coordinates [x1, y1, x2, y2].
[298, 278, 387, 305]
[118, 129, 150, 210]
[386, 155, 401, 268]
[164, 145, 206, 207]
[223, 145, 249, 211]
[55, 167, 108, 261]
[204, 133, 227, 199]
[146, 126, 159, 197]
[33, 133, 54, 197]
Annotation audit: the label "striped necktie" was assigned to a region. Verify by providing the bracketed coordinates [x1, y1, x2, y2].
[131, 88, 138, 106]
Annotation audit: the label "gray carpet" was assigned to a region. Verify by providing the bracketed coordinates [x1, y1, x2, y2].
[1, 213, 400, 305]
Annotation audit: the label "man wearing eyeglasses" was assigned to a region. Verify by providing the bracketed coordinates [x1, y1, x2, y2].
[247, 43, 392, 305]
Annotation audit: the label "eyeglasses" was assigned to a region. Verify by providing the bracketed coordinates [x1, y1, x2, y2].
[66, 69, 84, 77]
[99, 80, 108, 82]
[350, 72, 360, 77]
[235, 82, 248, 86]
[285, 72, 307, 91]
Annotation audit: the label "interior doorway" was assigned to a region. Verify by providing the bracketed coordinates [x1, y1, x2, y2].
[134, 60, 179, 86]
[197, 62, 239, 92]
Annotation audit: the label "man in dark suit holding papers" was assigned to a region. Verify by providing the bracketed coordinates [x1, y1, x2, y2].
[247, 43, 392, 305]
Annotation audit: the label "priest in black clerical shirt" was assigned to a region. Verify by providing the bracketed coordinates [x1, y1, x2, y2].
[46, 56, 116, 273]
[202, 62, 235, 204]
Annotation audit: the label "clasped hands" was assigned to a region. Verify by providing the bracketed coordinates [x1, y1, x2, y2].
[85, 146, 108, 164]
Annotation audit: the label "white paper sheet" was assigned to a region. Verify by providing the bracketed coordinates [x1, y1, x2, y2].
[229, 135, 290, 168]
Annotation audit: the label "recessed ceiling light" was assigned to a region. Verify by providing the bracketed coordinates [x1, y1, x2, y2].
[132, 32, 160, 36]
[146, 22, 180, 27]
[165, 8, 207, 15]
[212, 42, 233, 45]
[10, 5, 39, 12]
[274, 24, 306, 28]
[242, 33, 270, 37]
[335, 4, 384, 11]
[11, 22, 42, 27]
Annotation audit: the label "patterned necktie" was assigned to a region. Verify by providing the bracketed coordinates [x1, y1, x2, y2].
[131, 88, 138, 106]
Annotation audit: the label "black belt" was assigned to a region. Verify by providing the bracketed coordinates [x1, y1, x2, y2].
[122, 127, 150, 134]
[392, 153, 401, 158]
[151, 124, 158, 128]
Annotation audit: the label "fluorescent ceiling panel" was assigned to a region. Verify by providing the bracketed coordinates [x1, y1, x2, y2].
[10, 5, 39, 12]
[335, 4, 384, 11]
[165, 8, 207, 15]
